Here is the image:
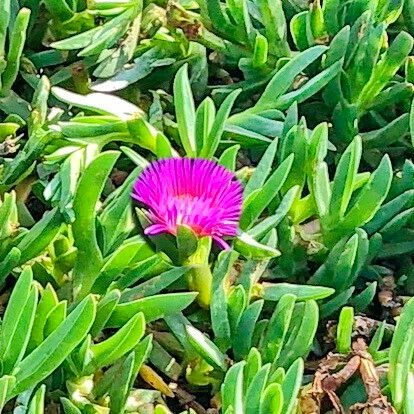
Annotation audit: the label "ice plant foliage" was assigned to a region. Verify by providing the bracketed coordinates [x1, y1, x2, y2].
[132, 158, 243, 249]
[4, 0, 414, 412]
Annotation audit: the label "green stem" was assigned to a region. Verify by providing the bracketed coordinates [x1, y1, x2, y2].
[185, 236, 212, 309]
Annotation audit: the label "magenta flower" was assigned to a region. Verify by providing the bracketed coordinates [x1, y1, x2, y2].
[132, 158, 243, 249]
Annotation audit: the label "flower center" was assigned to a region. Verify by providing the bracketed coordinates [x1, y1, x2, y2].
[169, 193, 216, 235]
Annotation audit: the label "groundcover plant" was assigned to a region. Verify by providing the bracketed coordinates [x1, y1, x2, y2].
[3, 0, 414, 412]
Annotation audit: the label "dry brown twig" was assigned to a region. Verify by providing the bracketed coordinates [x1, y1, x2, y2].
[300, 339, 396, 414]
